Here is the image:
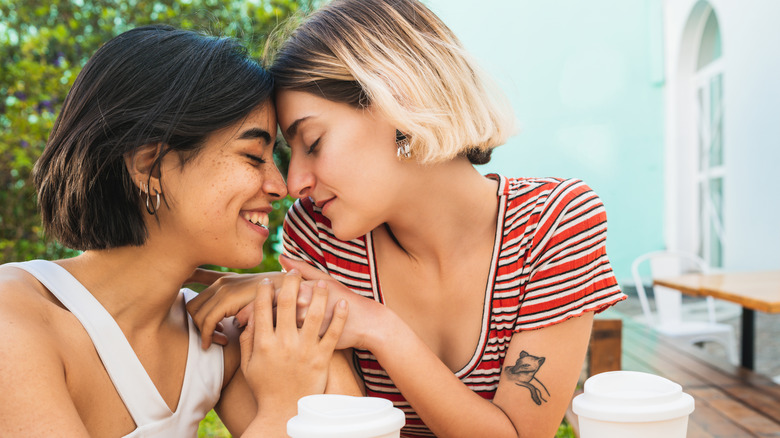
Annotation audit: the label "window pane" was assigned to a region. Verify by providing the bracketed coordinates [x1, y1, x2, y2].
[710, 74, 723, 167]
[709, 177, 724, 267]
[697, 9, 722, 70]
[698, 181, 706, 260]
[697, 87, 706, 172]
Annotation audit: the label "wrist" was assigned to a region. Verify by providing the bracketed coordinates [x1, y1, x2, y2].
[360, 305, 405, 352]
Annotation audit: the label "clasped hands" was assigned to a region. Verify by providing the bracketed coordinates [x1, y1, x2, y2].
[185, 255, 378, 352]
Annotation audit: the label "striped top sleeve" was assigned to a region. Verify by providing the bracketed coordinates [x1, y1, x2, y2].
[515, 178, 621, 330]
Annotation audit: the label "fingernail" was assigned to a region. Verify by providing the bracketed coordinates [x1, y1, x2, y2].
[288, 268, 300, 275]
[317, 280, 327, 288]
[261, 278, 273, 284]
[338, 299, 347, 309]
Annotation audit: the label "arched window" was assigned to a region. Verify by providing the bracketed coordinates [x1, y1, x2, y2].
[692, 6, 723, 267]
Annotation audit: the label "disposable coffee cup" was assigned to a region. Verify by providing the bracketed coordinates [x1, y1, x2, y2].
[572, 371, 695, 438]
[287, 394, 405, 438]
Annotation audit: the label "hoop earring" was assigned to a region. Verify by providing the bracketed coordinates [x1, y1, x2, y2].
[142, 184, 162, 215]
[396, 130, 411, 159]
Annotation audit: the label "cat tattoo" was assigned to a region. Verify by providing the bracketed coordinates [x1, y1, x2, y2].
[503, 351, 551, 405]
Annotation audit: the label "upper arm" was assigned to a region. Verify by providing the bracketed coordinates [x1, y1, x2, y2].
[491, 181, 620, 436]
[325, 349, 364, 396]
[213, 318, 257, 436]
[0, 289, 90, 437]
[492, 313, 594, 438]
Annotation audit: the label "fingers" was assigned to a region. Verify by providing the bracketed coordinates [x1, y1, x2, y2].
[253, 278, 274, 347]
[239, 300, 256, 371]
[212, 331, 229, 347]
[301, 280, 328, 336]
[235, 304, 253, 328]
[275, 270, 302, 333]
[320, 299, 348, 352]
[296, 282, 315, 325]
[279, 255, 332, 281]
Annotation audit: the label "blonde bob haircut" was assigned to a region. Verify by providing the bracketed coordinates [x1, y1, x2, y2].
[267, 0, 516, 164]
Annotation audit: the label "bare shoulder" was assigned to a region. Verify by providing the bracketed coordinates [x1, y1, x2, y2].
[0, 266, 91, 436]
[0, 263, 63, 356]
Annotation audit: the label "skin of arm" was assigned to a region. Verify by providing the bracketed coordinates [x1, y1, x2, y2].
[187, 262, 589, 437]
[0, 281, 91, 437]
[281, 257, 595, 438]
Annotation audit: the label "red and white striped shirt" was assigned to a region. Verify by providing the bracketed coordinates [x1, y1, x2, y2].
[283, 175, 625, 437]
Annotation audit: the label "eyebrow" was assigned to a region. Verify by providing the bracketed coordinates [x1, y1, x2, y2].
[238, 128, 272, 145]
[285, 116, 311, 139]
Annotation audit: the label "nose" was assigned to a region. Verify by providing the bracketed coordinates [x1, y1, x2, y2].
[285, 153, 315, 199]
[263, 164, 288, 200]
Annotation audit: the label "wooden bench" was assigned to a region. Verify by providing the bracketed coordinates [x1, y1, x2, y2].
[566, 314, 780, 437]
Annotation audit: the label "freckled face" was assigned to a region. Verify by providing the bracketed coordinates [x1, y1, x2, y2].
[156, 103, 287, 269]
[276, 90, 404, 241]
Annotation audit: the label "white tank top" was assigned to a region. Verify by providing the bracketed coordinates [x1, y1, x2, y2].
[8, 260, 224, 437]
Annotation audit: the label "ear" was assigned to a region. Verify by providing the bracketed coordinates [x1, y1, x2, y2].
[125, 143, 163, 193]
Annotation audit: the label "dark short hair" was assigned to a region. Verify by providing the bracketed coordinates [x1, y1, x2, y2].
[33, 25, 274, 250]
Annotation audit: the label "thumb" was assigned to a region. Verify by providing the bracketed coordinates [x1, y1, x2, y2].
[280, 255, 332, 281]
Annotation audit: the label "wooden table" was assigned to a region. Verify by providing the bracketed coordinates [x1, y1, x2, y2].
[654, 271, 780, 370]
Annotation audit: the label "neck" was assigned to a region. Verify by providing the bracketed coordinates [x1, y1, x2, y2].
[58, 243, 197, 332]
[381, 158, 499, 265]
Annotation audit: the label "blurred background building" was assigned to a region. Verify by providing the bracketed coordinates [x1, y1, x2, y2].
[428, 0, 780, 284]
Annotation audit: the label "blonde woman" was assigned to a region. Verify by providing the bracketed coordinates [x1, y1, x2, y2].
[189, 1, 626, 436]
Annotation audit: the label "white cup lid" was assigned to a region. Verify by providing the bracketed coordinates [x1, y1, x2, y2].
[572, 371, 695, 422]
[287, 395, 405, 438]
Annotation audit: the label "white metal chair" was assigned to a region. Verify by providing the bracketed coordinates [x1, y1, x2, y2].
[631, 250, 738, 364]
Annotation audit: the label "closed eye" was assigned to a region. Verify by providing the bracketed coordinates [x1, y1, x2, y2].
[245, 154, 266, 165]
[306, 138, 320, 155]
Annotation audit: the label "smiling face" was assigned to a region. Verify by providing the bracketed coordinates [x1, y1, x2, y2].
[276, 90, 407, 241]
[154, 103, 287, 269]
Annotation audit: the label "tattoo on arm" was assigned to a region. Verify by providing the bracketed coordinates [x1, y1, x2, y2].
[503, 350, 551, 405]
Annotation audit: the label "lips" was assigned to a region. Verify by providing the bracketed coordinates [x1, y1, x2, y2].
[242, 211, 269, 229]
[314, 197, 336, 210]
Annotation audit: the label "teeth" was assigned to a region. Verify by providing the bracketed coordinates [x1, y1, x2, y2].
[244, 212, 269, 229]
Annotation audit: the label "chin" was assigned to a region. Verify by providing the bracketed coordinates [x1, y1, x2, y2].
[331, 221, 373, 242]
[224, 254, 265, 271]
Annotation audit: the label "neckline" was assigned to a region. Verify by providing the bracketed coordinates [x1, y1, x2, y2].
[29, 260, 194, 418]
[366, 174, 509, 377]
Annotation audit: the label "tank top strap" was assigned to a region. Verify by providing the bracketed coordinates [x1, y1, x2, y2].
[6, 260, 170, 426]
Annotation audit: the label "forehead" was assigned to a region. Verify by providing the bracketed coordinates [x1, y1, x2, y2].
[209, 102, 277, 144]
[275, 90, 332, 129]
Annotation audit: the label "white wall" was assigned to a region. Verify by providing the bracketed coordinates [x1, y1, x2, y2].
[663, 0, 780, 271]
[425, 0, 666, 282]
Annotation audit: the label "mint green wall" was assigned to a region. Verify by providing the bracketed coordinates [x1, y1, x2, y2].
[426, 0, 665, 283]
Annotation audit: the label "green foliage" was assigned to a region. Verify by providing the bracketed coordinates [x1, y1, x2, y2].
[198, 409, 231, 438]
[0, 0, 307, 266]
[556, 418, 577, 438]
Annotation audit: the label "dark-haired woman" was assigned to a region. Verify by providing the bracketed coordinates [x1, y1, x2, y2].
[0, 25, 356, 437]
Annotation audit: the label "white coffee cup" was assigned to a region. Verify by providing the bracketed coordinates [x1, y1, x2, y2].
[572, 371, 695, 438]
[287, 394, 406, 438]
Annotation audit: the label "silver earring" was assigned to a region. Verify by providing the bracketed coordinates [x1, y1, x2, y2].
[144, 185, 161, 215]
[396, 130, 411, 159]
